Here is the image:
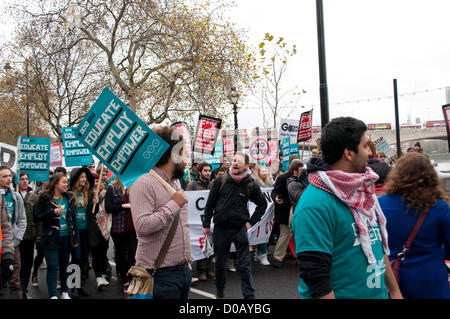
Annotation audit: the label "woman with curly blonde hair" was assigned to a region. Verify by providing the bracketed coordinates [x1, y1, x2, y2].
[378, 152, 450, 299]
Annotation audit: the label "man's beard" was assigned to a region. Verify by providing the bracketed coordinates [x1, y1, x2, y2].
[173, 163, 185, 179]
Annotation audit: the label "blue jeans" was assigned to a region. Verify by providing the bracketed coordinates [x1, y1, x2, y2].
[147, 264, 192, 299]
[213, 225, 255, 299]
[43, 236, 72, 297]
[257, 243, 268, 255]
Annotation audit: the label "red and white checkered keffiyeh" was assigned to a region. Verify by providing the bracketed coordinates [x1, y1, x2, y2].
[308, 167, 390, 264]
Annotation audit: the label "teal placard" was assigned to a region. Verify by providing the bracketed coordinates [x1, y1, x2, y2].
[204, 142, 223, 171]
[74, 87, 169, 188]
[17, 136, 51, 182]
[281, 137, 291, 172]
[62, 127, 94, 167]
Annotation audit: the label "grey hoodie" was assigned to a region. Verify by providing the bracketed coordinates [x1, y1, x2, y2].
[1, 185, 27, 246]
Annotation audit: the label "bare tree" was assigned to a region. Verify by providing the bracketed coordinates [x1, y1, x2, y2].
[10, 0, 256, 126]
[253, 33, 304, 131]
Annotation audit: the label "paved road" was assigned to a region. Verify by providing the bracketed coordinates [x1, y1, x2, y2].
[1, 244, 300, 299]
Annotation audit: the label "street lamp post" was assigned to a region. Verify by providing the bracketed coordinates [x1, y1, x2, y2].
[228, 87, 240, 154]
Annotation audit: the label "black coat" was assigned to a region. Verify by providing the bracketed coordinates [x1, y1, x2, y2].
[271, 172, 292, 225]
[34, 192, 80, 250]
[85, 190, 103, 247]
[367, 158, 392, 184]
[203, 172, 267, 229]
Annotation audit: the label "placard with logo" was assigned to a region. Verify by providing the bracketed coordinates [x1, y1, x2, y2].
[74, 87, 169, 188]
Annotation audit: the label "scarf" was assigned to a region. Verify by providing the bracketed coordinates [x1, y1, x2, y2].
[228, 167, 251, 182]
[307, 157, 390, 264]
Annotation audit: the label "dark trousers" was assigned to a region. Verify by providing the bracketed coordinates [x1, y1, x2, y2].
[91, 237, 109, 278]
[111, 231, 137, 280]
[213, 225, 255, 299]
[197, 257, 214, 275]
[43, 236, 72, 297]
[19, 239, 35, 295]
[32, 242, 45, 277]
[147, 264, 192, 299]
[71, 229, 90, 283]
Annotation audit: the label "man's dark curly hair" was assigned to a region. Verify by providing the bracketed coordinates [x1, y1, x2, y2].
[321, 117, 367, 165]
[152, 126, 184, 167]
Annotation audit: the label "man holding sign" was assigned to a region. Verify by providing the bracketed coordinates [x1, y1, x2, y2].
[129, 126, 192, 299]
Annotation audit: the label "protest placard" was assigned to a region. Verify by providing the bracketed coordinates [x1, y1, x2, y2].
[50, 143, 63, 168]
[279, 118, 298, 141]
[281, 136, 291, 171]
[75, 87, 169, 188]
[204, 142, 223, 171]
[221, 130, 235, 157]
[192, 115, 222, 155]
[62, 127, 94, 167]
[170, 121, 193, 163]
[297, 110, 313, 143]
[373, 136, 396, 159]
[17, 136, 51, 182]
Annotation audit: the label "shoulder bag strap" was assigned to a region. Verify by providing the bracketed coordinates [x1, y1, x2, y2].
[397, 209, 428, 261]
[152, 213, 180, 275]
[148, 170, 181, 275]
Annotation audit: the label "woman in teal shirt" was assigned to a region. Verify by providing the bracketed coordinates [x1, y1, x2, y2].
[34, 173, 79, 299]
[69, 167, 98, 297]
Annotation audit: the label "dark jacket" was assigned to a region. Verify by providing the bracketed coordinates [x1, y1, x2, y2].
[271, 171, 292, 225]
[367, 158, 391, 185]
[203, 171, 267, 229]
[34, 192, 80, 250]
[20, 188, 40, 240]
[185, 177, 211, 191]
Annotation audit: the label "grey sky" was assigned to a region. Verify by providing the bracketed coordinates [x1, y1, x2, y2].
[1, 1, 449, 132]
[229, 0, 450, 129]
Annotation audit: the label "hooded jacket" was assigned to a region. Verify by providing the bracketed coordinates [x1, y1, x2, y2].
[1, 185, 27, 246]
[203, 171, 267, 229]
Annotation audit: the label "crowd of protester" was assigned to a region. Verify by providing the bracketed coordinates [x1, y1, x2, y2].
[0, 117, 448, 299]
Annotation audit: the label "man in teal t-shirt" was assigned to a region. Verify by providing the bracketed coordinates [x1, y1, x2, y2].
[291, 117, 402, 299]
[294, 185, 388, 299]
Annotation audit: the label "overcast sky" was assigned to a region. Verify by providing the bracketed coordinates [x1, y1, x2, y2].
[229, 0, 450, 129]
[1, 1, 449, 132]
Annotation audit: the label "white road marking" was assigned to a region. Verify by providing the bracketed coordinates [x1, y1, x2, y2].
[190, 288, 217, 299]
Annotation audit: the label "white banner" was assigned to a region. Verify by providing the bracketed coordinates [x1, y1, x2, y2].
[186, 187, 274, 261]
[0, 141, 17, 172]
